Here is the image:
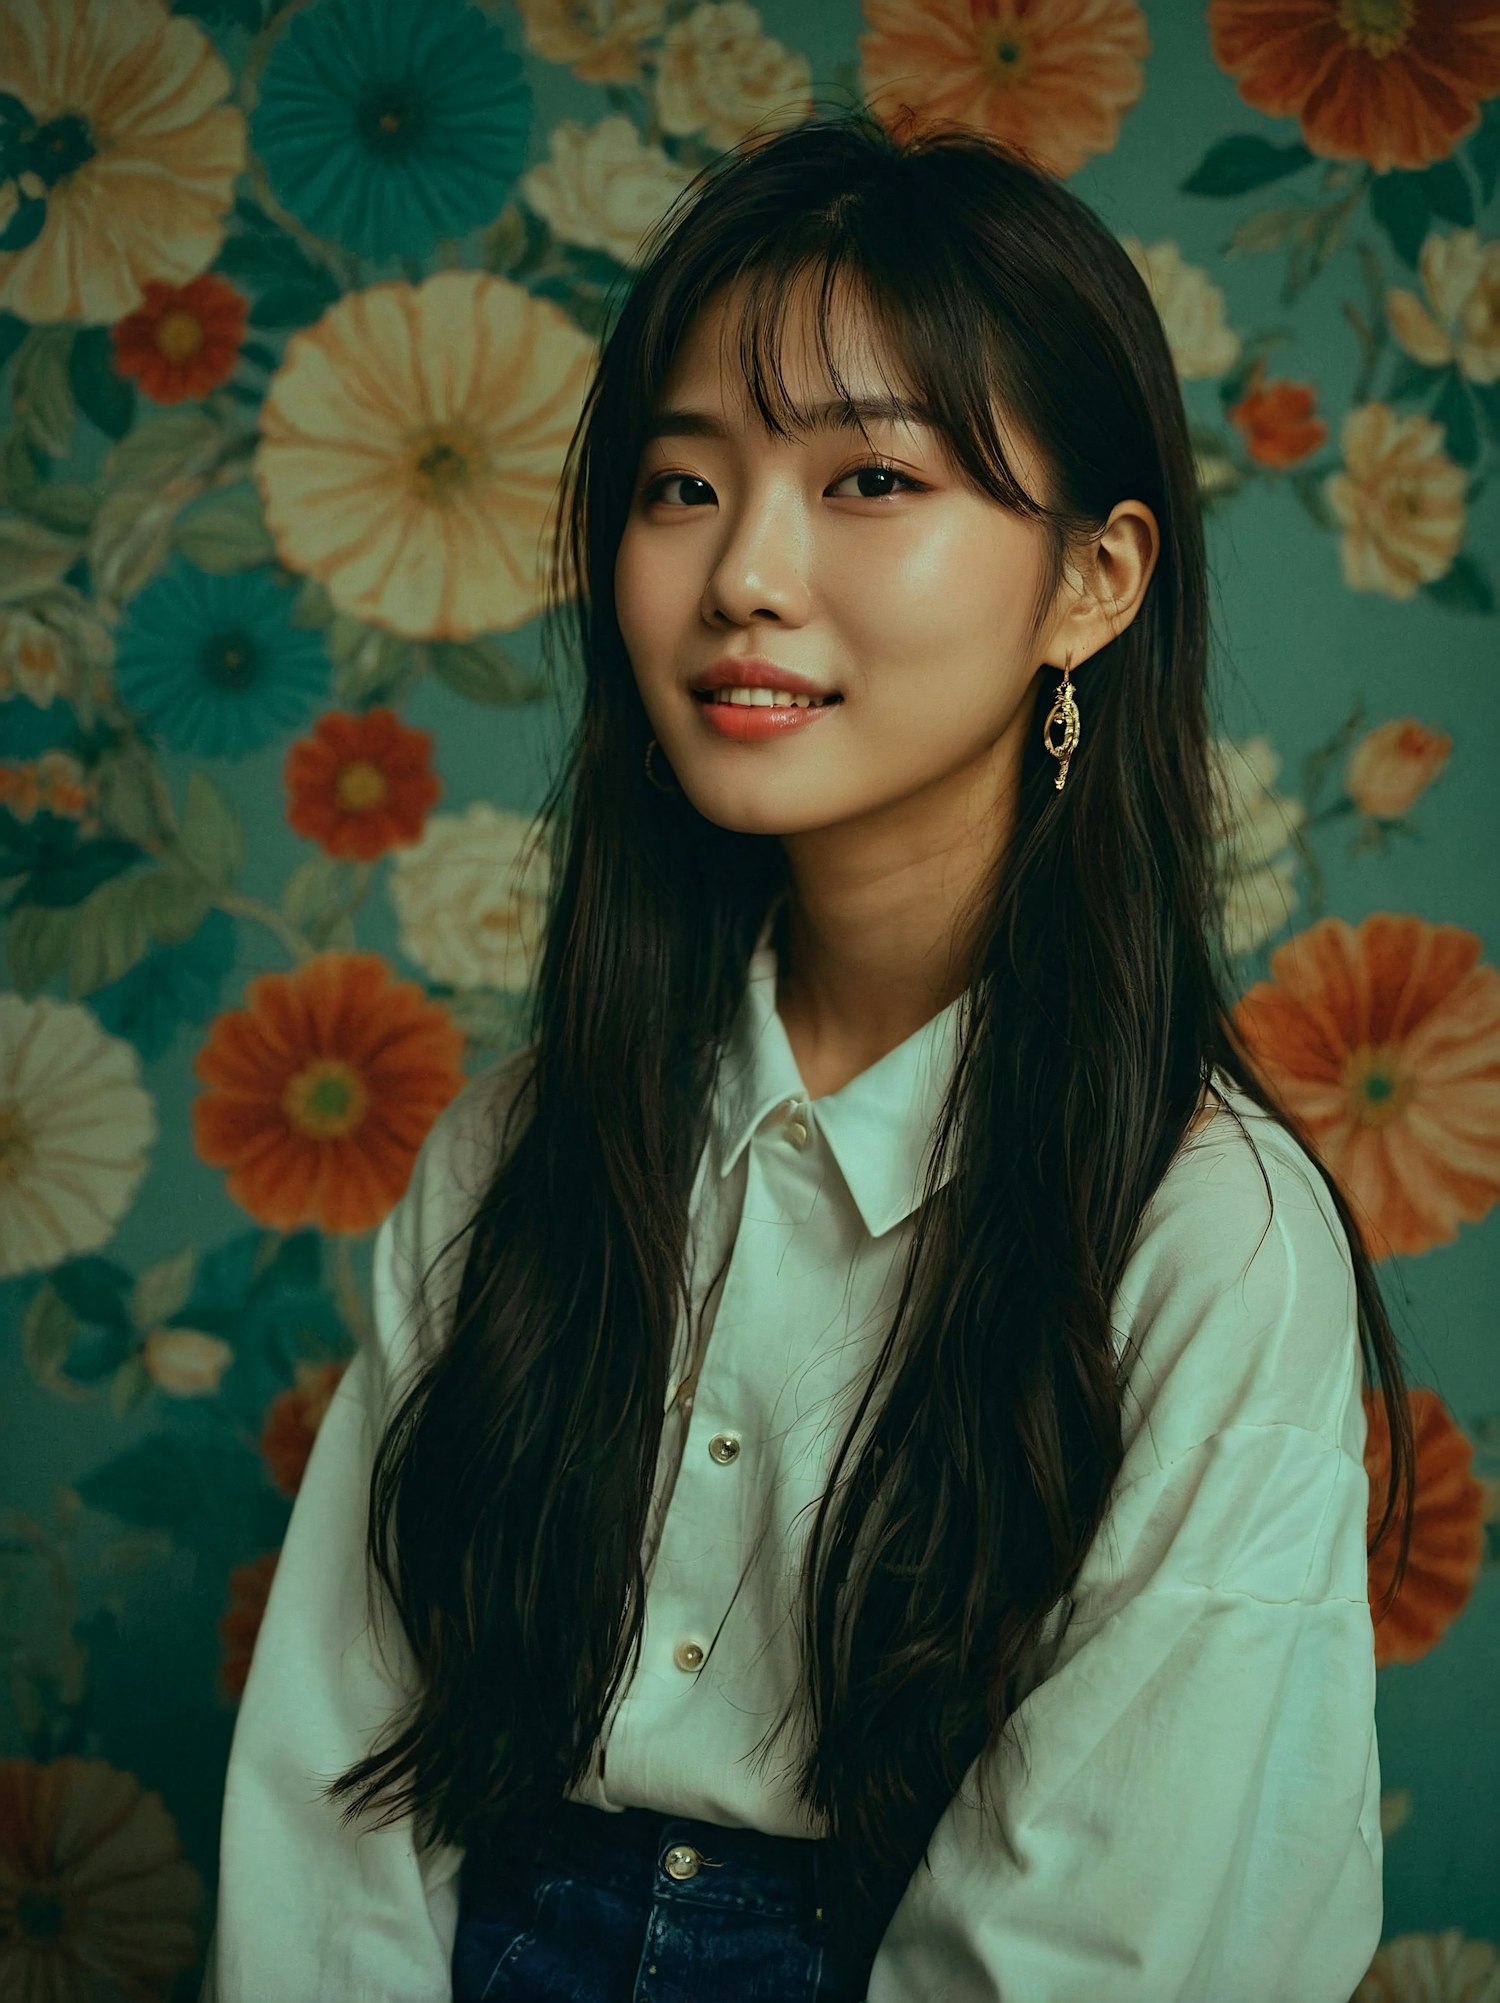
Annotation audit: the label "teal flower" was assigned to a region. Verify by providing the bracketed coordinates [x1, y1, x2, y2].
[249, 0, 532, 261]
[114, 560, 329, 760]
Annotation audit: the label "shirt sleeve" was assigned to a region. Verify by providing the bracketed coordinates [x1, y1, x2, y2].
[201, 1052, 531, 2003]
[864, 1117, 1384, 2003]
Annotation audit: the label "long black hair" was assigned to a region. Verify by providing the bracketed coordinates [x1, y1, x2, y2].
[325, 108, 1415, 1939]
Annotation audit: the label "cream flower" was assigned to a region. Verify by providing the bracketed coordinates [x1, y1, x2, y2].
[0, 994, 157, 1278]
[510, 0, 666, 86]
[0, 0, 245, 324]
[1120, 236, 1241, 379]
[141, 1328, 235, 1396]
[1385, 228, 1500, 386]
[387, 801, 551, 992]
[654, 0, 814, 153]
[254, 271, 598, 642]
[1209, 734, 1306, 956]
[1323, 404, 1467, 599]
[1354, 1927, 1500, 2003]
[521, 115, 696, 267]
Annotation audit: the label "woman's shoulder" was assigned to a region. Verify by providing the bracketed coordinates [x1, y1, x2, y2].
[1108, 1065, 1366, 1474]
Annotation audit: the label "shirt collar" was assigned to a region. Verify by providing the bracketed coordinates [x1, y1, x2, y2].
[712, 891, 967, 1239]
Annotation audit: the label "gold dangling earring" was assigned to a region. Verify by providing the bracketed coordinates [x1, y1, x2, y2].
[644, 735, 680, 794]
[1041, 654, 1080, 792]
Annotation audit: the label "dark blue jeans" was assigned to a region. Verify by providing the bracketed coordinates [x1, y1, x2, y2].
[451, 1799, 878, 2002]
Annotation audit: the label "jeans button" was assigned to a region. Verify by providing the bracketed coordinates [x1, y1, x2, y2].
[662, 1843, 702, 1881]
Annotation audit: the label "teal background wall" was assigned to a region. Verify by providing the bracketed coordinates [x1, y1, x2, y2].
[1, 1, 1497, 1996]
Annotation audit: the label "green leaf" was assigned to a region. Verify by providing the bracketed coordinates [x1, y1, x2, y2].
[1419, 551, 1494, 614]
[172, 483, 277, 572]
[21, 1285, 80, 1390]
[423, 635, 541, 706]
[5, 903, 76, 996]
[100, 408, 220, 495]
[1180, 135, 1314, 198]
[0, 514, 81, 606]
[68, 872, 156, 997]
[1432, 372, 1481, 467]
[12, 327, 76, 457]
[135, 862, 214, 946]
[1418, 157, 1474, 227]
[14, 480, 97, 535]
[130, 1246, 199, 1331]
[282, 853, 357, 929]
[178, 769, 242, 890]
[247, 282, 340, 331]
[74, 1434, 221, 1538]
[91, 742, 177, 849]
[0, 310, 28, 372]
[108, 1356, 155, 1417]
[68, 326, 135, 439]
[1368, 170, 1429, 268]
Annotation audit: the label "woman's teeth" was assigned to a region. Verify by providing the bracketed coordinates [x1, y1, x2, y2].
[705, 689, 838, 708]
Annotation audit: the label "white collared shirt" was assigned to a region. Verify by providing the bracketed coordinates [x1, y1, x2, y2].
[204, 900, 1382, 2002]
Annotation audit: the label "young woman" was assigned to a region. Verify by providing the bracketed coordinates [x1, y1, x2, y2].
[203, 113, 1415, 2003]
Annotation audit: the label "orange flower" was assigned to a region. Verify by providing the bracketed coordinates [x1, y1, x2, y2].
[285, 706, 442, 861]
[1227, 375, 1327, 469]
[260, 1358, 349, 1497]
[0, 1756, 203, 1994]
[1208, 0, 1500, 174]
[192, 951, 467, 1234]
[1345, 719, 1452, 821]
[859, 0, 1150, 180]
[111, 273, 248, 403]
[218, 1551, 278, 1702]
[1364, 1386, 1485, 1667]
[1232, 913, 1500, 1257]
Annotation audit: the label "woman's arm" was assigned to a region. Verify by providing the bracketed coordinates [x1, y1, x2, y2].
[864, 1120, 1383, 2003]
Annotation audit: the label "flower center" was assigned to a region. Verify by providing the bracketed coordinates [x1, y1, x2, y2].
[285, 1059, 367, 1140]
[1337, 0, 1413, 59]
[1353, 1058, 1408, 1127]
[411, 426, 480, 499]
[356, 81, 430, 158]
[336, 759, 388, 811]
[971, 2, 1031, 81]
[202, 629, 260, 689]
[155, 309, 206, 364]
[30, 111, 96, 185]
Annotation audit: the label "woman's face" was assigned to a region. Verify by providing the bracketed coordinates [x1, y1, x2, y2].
[615, 274, 1147, 857]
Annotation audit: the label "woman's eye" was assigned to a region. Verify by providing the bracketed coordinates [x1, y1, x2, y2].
[641, 463, 922, 506]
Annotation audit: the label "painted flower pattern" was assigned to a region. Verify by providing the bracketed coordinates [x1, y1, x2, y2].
[254, 272, 598, 639]
[111, 274, 248, 404]
[1323, 405, 1468, 598]
[1120, 236, 1240, 380]
[1385, 227, 1500, 386]
[1208, 0, 1500, 174]
[1232, 913, 1500, 1258]
[654, 0, 814, 153]
[284, 706, 442, 861]
[511, 0, 665, 89]
[1346, 720, 1453, 822]
[0, 1757, 203, 1998]
[0, 993, 157, 1278]
[250, 0, 532, 261]
[192, 951, 467, 1234]
[113, 558, 331, 759]
[0, 0, 245, 323]
[386, 800, 553, 991]
[859, 0, 1150, 179]
[1365, 1386, 1486, 1668]
[520, 115, 695, 267]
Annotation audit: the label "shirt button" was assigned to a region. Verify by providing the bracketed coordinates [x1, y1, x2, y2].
[672, 1638, 705, 1672]
[662, 1843, 702, 1881]
[707, 1432, 741, 1464]
[784, 1111, 810, 1147]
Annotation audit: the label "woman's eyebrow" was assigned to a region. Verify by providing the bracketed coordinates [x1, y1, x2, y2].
[642, 395, 940, 443]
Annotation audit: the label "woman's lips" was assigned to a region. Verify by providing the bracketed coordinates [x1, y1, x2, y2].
[691, 692, 844, 741]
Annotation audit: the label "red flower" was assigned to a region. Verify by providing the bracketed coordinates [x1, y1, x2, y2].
[1228, 374, 1328, 469]
[111, 275, 248, 403]
[284, 706, 442, 860]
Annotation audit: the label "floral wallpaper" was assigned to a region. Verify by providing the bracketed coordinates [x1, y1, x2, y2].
[0, 0, 1497, 1996]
